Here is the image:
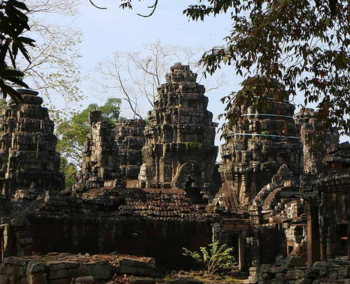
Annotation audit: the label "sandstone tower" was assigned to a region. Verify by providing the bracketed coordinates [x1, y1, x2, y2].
[138, 63, 218, 203]
[0, 89, 64, 198]
[216, 81, 302, 210]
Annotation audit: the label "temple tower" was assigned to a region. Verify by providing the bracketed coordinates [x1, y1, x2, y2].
[216, 80, 302, 210]
[0, 89, 64, 197]
[138, 63, 218, 203]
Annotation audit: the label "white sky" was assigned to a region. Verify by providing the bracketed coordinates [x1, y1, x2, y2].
[74, 1, 242, 146]
[43, 0, 349, 144]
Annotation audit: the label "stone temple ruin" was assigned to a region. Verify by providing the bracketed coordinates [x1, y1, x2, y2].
[0, 63, 350, 284]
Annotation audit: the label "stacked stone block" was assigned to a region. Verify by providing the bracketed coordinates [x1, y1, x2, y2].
[115, 119, 145, 179]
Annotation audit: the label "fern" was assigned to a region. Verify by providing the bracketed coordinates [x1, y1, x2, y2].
[183, 241, 235, 275]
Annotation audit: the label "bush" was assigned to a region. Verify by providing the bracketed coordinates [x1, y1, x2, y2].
[183, 241, 235, 275]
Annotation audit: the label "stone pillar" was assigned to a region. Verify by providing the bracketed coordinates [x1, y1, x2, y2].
[307, 202, 321, 264]
[239, 230, 247, 271]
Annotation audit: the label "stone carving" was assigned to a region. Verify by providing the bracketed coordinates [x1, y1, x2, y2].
[138, 63, 218, 204]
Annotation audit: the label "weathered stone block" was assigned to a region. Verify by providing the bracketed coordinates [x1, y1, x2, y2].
[260, 264, 272, 274]
[26, 261, 45, 274]
[120, 257, 156, 268]
[130, 276, 158, 284]
[27, 273, 47, 284]
[285, 256, 302, 267]
[167, 277, 204, 284]
[118, 265, 156, 277]
[75, 276, 95, 283]
[339, 266, 350, 278]
[286, 268, 306, 280]
[46, 261, 65, 271]
[49, 279, 70, 284]
[328, 268, 338, 280]
[64, 261, 79, 269]
[89, 262, 113, 280]
[48, 269, 68, 280]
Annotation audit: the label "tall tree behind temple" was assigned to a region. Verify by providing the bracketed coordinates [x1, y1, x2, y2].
[56, 98, 122, 168]
[19, 0, 84, 116]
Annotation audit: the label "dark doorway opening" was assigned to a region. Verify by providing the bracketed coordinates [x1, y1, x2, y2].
[185, 176, 202, 204]
[338, 224, 348, 256]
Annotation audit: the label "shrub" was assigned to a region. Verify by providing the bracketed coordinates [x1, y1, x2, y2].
[183, 241, 235, 275]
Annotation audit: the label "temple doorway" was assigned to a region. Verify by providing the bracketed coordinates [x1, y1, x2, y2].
[185, 176, 202, 204]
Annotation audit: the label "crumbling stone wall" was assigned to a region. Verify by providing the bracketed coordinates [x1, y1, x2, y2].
[246, 256, 350, 284]
[74, 111, 118, 193]
[0, 89, 64, 200]
[139, 63, 218, 204]
[0, 253, 156, 284]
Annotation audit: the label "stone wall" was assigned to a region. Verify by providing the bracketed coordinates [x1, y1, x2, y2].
[26, 213, 212, 268]
[246, 256, 350, 284]
[0, 253, 155, 284]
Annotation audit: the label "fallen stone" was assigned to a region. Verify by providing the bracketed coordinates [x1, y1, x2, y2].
[26, 261, 45, 274]
[27, 273, 48, 284]
[75, 276, 95, 283]
[339, 265, 350, 278]
[46, 261, 65, 271]
[285, 255, 302, 267]
[130, 276, 158, 284]
[167, 277, 204, 284]
[48, 269, 68, 280]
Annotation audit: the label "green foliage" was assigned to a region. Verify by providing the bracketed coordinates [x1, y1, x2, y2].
[183, 241, 235, 275]
[118, 0, 350, 136]
[60, 157, 77, 189]
[184, 142, 204, 151]
[183, 142, 212, 153]
[0, 0, 35, 102]
[182, 0, 350, 135]
[56, 97, 121, 166]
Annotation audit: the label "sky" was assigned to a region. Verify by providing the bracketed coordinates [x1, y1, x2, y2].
[72, 0, 243, 146]
[38, 0, 348, 144]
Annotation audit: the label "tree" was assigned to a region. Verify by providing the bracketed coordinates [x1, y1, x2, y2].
[94, 41, 226, 118]
[119, 0, 350, 136]
[0, 0, 35, 102]
[18, 0, 84, 114]
[183, 241, 235, 275]
[56, 98, 121, 167]
[60, 157, 77, 189]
